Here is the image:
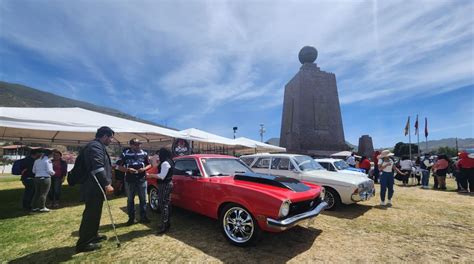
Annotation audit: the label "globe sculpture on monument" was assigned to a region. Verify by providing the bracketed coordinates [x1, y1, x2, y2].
[280, 46, 349, 156]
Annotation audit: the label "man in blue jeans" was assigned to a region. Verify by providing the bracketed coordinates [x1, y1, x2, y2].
[117, 139, 151, 225]
[420, 154, 433, 189]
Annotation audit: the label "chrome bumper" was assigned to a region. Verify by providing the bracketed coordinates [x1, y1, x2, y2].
[266, 201, 328, 230]
[351, 188, 376, 202]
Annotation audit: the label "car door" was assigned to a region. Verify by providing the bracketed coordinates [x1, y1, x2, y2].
[172, 158, 205, 212]
[269, 157, 293, 177]
[250, 157, 271, 174]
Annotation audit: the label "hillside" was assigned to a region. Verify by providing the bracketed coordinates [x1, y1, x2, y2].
[0, 81, 171, 129]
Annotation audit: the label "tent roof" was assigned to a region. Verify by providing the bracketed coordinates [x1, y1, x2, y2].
[234, 137, 286, 153]
[0, 107, 187, 145]
[180, 128, 242, 147]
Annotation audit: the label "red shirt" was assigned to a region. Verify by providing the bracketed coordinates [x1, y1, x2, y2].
[359, 159, 371, 170]
[52, 160, 62, 177]
[433, 159, 449, 170]
[458, 152, 474, 169]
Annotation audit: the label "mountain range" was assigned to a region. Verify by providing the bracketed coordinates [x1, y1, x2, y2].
[1, 81, 472, 150]
[0, 81, 170, 128]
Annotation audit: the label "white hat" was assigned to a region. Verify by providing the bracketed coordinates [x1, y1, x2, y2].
[377, 150, 394, 159]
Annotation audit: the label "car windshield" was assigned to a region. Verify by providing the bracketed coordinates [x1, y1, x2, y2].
[294, 156, 324, 171]
[202, 158, 253, 177]
[334, 160, 349, 170]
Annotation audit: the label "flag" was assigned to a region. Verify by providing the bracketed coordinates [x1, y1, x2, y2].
[404, 116, 410, 136]
[424, 117, 428, 138]
[414, 115, 419, 135]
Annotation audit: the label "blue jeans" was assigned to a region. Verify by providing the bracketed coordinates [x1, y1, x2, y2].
[421, 170, 430, 187]
[380, 171, 394, 202]
[125, 180, 148, 220]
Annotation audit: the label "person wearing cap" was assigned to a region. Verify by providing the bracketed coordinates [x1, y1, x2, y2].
[76, 126, 114, 253]
[378, 150, 407, 207]
[117, 138, 151, 225]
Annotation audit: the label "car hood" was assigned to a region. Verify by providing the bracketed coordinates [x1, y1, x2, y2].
[301, 169, 368, 186]
[340, 169, 368, 177]
[215, 175, 320, 202]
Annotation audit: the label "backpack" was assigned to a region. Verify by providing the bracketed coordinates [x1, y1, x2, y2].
[67, 148, 88, 186]
[12, 158, 25, 175]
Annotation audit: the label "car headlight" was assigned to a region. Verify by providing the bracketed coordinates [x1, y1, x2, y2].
[279, 200, 291, 218]
[319, 187, 325, 200]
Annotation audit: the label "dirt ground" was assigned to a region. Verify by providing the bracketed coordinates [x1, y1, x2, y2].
[1, 177, 473, 263]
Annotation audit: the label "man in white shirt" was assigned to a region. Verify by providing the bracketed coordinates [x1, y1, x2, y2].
[346, 153, 356, 168]
[32, 149, 55, 212]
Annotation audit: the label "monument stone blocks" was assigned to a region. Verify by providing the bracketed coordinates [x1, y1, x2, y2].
[280, 46, 348, 155]
[358, 135, 374, 157]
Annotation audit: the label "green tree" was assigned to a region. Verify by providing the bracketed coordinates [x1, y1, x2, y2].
[435, 146, 457, 157]
[393, 142, 419, 157]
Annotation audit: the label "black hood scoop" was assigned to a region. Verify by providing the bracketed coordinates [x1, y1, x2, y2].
[234, 172, 310, 192]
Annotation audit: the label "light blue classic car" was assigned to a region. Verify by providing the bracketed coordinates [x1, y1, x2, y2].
[314, 158, 368, 177]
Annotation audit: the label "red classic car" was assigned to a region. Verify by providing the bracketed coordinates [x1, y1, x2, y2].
[147, 154, 327, 246]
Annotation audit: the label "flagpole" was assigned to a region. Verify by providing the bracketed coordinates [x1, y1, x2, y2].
[425, 117, 428, 153]
[417, 114, 420, 157]
[409, 119, 412, 161]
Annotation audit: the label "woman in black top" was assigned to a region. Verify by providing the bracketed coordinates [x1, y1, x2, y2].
[153, 148, 174, 234]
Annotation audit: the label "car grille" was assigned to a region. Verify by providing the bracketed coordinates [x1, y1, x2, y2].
[287, 197, 321, 218]
[360, 180, 374, 193]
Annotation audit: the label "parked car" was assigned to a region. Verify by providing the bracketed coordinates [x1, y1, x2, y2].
[240, 153, 375, 210]
[315, 158, 368, 177]
[147, 154, 327, 246]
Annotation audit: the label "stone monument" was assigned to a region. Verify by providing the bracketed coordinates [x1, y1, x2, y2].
[280, 46, 348, 156]
[358, 135, 374, 157]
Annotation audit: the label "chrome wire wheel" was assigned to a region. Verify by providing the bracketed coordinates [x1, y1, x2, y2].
[223, 207, 254, 244]
[149, 187, 159, 211]
[324, 190, 335, 209]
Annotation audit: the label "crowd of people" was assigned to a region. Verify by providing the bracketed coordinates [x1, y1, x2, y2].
[19, 148, 68, 212]
[14, 126, 473, 253]
[346, 150, 474, 207]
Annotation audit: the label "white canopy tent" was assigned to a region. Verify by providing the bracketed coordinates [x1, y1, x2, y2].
[234, 137, 286, 154]
[0, 107, 191, 146]
[180, 128, 243, 147]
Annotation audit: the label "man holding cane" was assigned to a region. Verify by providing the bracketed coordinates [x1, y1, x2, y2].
[76, 126, 115, 253]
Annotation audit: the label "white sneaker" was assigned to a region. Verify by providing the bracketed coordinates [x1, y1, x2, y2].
[387, 200, 392, 207]
[380, 201, 385, 206]
[39, 207, 51, 212]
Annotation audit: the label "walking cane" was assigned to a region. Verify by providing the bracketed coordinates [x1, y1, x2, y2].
[92, 174, 121, 248]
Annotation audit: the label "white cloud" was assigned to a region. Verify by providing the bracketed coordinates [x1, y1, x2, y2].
[0, 0, 473, 138]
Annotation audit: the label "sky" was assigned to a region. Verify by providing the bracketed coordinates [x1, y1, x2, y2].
[0, 0, 473, 148]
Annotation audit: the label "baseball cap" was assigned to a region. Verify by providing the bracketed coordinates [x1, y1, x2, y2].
[129, 138, 142, 145]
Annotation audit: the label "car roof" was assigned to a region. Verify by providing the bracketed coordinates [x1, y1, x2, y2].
[174, 154, 237, 160]
[314, 158, 342, 162]
[240, 153, 303, 158]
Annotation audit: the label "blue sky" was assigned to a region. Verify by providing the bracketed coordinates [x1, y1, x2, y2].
[1, 0, 473, 148]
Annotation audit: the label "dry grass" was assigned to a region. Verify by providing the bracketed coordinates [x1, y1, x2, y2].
[0, 175, 472, 263]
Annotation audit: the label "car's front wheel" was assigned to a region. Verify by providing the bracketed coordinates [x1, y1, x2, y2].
[219, 203, 261, 247]
[324, 187, 341, 210]
[148, 186, 160, 212]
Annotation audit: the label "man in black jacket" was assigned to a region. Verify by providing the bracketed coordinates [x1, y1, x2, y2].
[20, 149, 41, 210]
[76, 126, 114, 253]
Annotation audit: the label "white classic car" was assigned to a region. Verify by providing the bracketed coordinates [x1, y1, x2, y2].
[315, 158, 368, 177]
[240, 153, 375, 210]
